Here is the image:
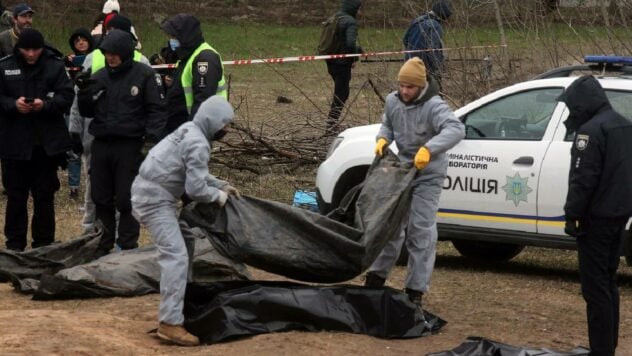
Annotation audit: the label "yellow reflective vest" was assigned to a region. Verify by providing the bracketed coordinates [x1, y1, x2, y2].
[179, 42, 227, 113]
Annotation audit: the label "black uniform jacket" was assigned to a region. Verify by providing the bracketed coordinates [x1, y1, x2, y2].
[0, 46, 73, 160]
[77, 35, 166, 142]
[560, 76, 632, 221]
[161, 14, 223, 133]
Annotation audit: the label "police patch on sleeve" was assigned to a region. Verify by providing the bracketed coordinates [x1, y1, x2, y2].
[575, 134, 589, 151]
[197, 62, 208, 75]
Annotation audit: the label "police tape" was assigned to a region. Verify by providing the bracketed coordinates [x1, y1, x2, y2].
[150, 44, 508, 69]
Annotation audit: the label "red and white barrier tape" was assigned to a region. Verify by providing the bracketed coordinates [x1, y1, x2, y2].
[150, 44, 507, 69]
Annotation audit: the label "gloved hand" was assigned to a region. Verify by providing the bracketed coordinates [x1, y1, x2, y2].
[374, 138, 389, 156]
[414, 146, 431, 170]
[216, 190, 228, 207]
[74, 72, 96, 90]
[564, 219, 580, 237]
[70, 133, 83, 155]
[222, 184, 241, 198]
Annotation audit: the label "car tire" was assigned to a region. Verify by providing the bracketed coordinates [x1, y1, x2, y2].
[452, 240, 524, 262]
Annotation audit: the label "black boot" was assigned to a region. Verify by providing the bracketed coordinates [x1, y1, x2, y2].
[405, 288, 423, 309]
[364, 272, 386, 287]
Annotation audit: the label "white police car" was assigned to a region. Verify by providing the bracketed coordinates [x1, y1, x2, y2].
[316, 56, 632, 262]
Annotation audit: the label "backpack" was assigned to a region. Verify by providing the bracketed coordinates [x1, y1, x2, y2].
[317, 14, 347, 55]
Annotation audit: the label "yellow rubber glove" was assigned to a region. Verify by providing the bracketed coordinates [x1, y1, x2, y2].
[414, 147, 431, 170]
[374, 138, 389, 156]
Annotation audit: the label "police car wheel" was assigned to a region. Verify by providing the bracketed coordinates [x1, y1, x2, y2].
[451, 240, 524, 262]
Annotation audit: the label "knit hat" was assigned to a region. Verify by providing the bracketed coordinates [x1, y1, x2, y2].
[16, 28, 44, 49]
[398, 57, 427, 87]
[102, 0, 119, 14]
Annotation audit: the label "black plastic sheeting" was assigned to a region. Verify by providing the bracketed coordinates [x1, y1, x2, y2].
[427, 336, 590, 356]
[181, 151, 416, 283]
[0, 231, 101, 286]
[183, 281, 446, 344]
[0, 232, 250, 299]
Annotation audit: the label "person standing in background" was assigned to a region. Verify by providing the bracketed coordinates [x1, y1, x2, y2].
[324, 0, 362, 134]
[0, 29, 74, 251]
[160, 13, 227, 135]
[402, 0, 452, 89]
[0, 3, 34, 57]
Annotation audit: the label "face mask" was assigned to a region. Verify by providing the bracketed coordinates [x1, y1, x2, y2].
[169, 38, 180, 51]
[213, 129, 228, 141]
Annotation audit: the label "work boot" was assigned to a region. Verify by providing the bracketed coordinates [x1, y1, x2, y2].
[364, 272, 386, 287]
[157, 322, 200, 346]
[405, 288, 423, 309]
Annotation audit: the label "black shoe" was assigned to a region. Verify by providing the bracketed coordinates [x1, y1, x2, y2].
[364, 272, 386, 287]
[405, 288, 423, 308]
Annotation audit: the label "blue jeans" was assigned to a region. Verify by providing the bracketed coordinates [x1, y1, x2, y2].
[67, 156, 81, 189]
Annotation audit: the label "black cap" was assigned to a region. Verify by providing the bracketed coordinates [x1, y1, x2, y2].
[16, 28, 44, 49]
[13, 3, 34, 16]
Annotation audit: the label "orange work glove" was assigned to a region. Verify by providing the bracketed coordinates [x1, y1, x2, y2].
[374, 138, 389, 156]
[414, 146, 431, 170]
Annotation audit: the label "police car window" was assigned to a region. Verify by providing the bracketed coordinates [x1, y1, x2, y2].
[564, 89, 632, 141]
[463, 88, 563, 140]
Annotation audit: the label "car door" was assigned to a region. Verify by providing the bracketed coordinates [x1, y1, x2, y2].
[537, 86, 632, 235]
[438, 87, 565, 233]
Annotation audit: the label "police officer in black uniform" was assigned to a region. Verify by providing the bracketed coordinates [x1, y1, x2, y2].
[160, 13, 226, 134]
[558, 75, 632, 356]
[77, 29, 166, 259]
[0, 28, 73, 251]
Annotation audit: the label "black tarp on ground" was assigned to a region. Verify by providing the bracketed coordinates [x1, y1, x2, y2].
[0, 230, 101, 286]
[31, 238, 250, 300]
[181, 151, 416, 283]
[427, 336, 590, 356]
[183, 281, 446, 344]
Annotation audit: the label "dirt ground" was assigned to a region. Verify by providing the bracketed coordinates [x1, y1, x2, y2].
[1, 242, 631, 355]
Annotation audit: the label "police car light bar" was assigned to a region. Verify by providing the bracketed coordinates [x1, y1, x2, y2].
[584, 55, 632, 65]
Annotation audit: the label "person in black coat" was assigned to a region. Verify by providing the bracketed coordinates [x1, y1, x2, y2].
[558, 75, 632, 356]
[77, 29, 166, 259]
[0, 28, 73, 251]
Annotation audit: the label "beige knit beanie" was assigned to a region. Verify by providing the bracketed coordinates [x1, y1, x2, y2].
[398, 57, 427, 87]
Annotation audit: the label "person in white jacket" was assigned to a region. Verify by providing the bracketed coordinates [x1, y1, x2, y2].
[131, 95, 239, 346]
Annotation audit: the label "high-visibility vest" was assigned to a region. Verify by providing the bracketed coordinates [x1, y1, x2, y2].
[179, 42, 227, 113]
[91, 49, 143, 74]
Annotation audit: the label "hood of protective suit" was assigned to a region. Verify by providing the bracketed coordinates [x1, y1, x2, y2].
[192, 96, 234, 141]
[557, 75, 610, 133]
[341, 0, 361, 17]
[161, 13, 204, 55]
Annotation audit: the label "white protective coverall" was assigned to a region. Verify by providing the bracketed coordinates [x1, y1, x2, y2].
[368, 75, 465, 293]
[131, 95, 233, 325]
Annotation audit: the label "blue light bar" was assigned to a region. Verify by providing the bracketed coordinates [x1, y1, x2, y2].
[584, 55, 632, 65]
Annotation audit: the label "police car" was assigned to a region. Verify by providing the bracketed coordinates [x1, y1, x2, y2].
[316, 55, 632, 263]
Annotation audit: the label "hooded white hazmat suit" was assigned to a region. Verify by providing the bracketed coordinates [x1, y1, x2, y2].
[131, 95, 233, 325]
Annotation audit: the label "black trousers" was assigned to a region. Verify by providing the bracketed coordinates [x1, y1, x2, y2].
[90, 138, 143, 252]
[326, 61, 352, 128]
[576, 219, 626, 356]
[3, 146, 60, 251]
